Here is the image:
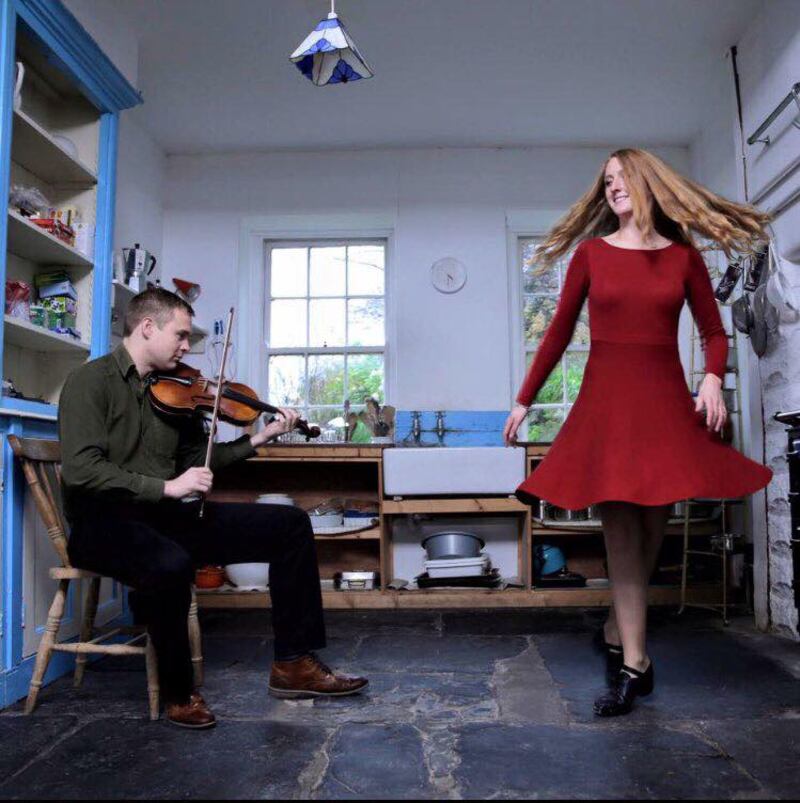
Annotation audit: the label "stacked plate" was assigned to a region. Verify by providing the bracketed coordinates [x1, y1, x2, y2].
[256, 493, 295, 506]
[425, 555, 491, 579]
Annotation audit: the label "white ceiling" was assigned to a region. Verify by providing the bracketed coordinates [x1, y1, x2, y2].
[120, 0, 762, 155]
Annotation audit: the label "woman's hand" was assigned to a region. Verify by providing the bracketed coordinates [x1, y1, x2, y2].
[695, 374, 727, 434]
[503, 404, 529, 446]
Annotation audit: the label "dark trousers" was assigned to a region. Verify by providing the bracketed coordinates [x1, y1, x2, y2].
[67, 499, 326, 704]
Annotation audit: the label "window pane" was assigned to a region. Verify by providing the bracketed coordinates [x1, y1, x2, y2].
[348, 298, 384, 346]
[270, 248, 307, 297]
[565, 352, 588, 401]
[526, 407, 563, 442]
[268, 355, 305, 406]
[539, 365, 564, 404]
[309, 299, 346, 347]
[574, 308, 590, 346]
[523, 296, 556, 346]
[348, 245, 385, 295]
[307, 406, 344, 431]
[308, 354, 344, 405]
[310, 246, 346, 297]
[347, 354, 384, 403]
[270, 300, 307, 347]
[522, 241, 558, 293]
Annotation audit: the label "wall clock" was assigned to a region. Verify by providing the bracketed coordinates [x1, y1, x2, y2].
[431, 257, 467, 294]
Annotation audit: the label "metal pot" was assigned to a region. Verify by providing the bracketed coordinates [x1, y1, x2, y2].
[551, 506, 588, 522]
[670, 501, 684, 518]
[422, 531, 485, 560]
[710, 533, 744, 553]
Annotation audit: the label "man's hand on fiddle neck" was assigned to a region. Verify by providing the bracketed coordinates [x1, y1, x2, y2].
[250, 407, 301, 448]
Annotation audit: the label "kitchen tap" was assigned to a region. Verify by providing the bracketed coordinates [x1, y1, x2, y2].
[435, 410, 446, 442]
[410, 411, 422, 443]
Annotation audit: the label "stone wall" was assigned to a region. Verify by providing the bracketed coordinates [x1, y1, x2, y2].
[760, 264, 800, 638]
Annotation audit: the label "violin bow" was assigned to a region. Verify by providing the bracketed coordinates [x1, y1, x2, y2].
[199, 306, 235, 518]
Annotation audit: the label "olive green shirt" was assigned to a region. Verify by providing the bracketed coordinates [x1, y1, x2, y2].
[58, 344, 255, 520]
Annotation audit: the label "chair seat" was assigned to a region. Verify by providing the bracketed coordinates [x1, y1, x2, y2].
[49, 567, 101, 580]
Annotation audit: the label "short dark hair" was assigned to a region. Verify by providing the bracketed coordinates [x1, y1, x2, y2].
[123, 287, 194, 336]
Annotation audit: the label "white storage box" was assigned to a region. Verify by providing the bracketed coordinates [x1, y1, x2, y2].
[425, 555, 490, 579]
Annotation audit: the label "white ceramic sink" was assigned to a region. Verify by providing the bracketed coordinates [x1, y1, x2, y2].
[383, 446, 526, 496]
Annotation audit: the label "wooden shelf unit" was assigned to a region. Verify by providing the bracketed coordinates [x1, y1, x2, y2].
[193, 443, 728, 610]
[209, 444, 386, 595]
[197, 584, 724, 610]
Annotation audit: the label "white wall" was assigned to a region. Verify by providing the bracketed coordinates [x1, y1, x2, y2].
[113, 107, 166, 260]
[62, 0, 138, 89]
[690, 1, 800, 639]
[737, 0, 800, 638]
[163, 145, 690, 411]
[62, 0, 167, 267]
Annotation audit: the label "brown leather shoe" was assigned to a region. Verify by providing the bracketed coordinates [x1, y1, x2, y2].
[269, 653, 368, 699]
[165, 692, 217, 729]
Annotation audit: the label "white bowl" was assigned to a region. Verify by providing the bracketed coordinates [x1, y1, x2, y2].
[257, 494, 295, 506]
[225, 563, 269, 590]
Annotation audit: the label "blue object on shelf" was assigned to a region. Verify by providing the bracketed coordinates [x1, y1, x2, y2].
[534, 544, 567, 577]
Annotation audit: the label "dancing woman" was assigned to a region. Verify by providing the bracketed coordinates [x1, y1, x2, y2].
[504, 148, 773, 717]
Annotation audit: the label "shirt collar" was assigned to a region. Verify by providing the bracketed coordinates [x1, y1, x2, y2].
[112, 344, 139, 380]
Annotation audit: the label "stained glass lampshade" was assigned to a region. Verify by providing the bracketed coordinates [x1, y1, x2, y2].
[290, 9, 373, 86]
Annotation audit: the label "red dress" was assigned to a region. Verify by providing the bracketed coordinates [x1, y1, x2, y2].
[515, 237, 773, 509]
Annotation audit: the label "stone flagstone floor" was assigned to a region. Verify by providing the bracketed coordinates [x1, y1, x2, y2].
[1, 607, 799, 799]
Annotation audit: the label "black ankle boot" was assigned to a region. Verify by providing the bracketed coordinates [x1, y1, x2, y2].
[593, 662, 654, 717]
[592, 627, 624, 686]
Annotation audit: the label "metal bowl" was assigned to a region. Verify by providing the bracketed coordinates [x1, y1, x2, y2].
[422, 531, 485, 560]
[550, 506, 588, 522]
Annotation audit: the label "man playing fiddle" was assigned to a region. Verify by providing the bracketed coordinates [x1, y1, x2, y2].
[59, 288, 368, 729]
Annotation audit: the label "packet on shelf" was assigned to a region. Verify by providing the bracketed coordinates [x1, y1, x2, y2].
[5, 280, 31, 318]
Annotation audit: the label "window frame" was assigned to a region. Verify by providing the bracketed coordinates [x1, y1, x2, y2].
[237, 213, 396, 433]
[264, 239, 388, 422]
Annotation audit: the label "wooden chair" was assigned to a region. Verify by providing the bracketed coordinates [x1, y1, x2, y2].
[8, 435, 203, 719]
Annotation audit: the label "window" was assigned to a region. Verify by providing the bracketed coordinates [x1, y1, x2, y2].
[520, 237, 589, 442]
[265, 241, 386, 429]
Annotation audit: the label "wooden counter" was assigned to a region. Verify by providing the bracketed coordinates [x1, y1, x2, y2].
[199, 443, 726, 611]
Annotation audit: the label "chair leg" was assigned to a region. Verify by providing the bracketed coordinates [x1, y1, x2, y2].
[188, 589, 203, 689]
[145, 634, 160, 721]
[25, 579, 69, 714]
[74, 576, 101, 687]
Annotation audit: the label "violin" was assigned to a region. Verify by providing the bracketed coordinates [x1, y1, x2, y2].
[147, 362, 321, 440]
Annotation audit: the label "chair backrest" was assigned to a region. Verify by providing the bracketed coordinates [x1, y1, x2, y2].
[7, 436, 71, 568]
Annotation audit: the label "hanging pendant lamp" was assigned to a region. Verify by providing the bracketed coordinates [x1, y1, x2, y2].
[290, 0, 374, 86]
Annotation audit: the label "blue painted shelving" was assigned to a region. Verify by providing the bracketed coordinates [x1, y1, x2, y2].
[0, 0, 140, 708]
